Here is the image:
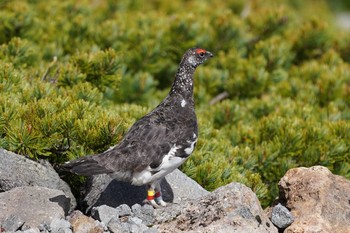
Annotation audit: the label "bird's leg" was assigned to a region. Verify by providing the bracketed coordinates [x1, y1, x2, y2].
[145, 183, 160, 208]
[154, 181, 167, 207]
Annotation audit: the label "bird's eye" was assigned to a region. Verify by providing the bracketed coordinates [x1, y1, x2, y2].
[196, 48, 207, 57]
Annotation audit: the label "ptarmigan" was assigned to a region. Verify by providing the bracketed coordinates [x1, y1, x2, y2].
[62, 48, 213, 207]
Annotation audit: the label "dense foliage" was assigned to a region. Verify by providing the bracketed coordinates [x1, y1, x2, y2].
[0, 0, 349, 206]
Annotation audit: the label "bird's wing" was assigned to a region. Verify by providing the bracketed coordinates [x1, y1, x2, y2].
[61, 118, 171, 178]
[62, 105, 197, 180]
[100, 110, 196, 173]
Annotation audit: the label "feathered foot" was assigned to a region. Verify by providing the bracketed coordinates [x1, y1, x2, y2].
[143, 182, 167, 208]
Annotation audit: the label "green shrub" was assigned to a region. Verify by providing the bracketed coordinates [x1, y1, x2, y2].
[0, 0, 349, 207]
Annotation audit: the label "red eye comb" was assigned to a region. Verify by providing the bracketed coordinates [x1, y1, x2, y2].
[196, 49, 206, 54]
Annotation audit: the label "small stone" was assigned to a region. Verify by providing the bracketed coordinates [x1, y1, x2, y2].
[116, 204, 132, 217]
[38, 223, 51, 232]
[18, 228, 40, 233]
[131, 204, 142, 213]
[91, 205, 118, 224]
[144, 227, 159, 233]
[129, 217, 142, 225]
[107, 215, 150, 233]
[107, 217, 129, 233]
[68, 210, 104, 233]
[271, 203, 294, 229]
[129, 217, 148, 233]
[49, 218, 72, 233]
[133, 205, 154, 226]
[20, 224, 32, 231]
[0, 214, 24, 232]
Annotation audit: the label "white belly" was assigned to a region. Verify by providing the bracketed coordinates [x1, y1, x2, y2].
[131, 145, 187, 185]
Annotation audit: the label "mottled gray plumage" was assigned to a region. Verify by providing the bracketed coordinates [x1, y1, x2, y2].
[62, 48, 213, 188]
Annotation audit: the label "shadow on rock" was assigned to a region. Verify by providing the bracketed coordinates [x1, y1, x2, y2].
[81, 175, 174, 213]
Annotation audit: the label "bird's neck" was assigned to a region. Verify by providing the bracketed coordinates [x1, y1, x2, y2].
[169, 63, 196, 100]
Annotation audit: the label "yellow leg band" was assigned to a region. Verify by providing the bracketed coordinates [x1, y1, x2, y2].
[147, 190, 155, 200]
[148, 190, 155, 196]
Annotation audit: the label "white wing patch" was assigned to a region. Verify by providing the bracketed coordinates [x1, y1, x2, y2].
[184, 138, 198, 155]
[181, 99, 187, 107]
[131, 144, 186, 185]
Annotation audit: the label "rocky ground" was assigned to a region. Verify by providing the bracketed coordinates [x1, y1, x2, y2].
[0, 148, 349, 233]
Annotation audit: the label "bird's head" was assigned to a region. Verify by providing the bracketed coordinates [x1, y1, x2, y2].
[182, 48, 214, 68]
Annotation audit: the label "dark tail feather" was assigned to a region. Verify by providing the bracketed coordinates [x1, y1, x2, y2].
[60, 155, 112, 176]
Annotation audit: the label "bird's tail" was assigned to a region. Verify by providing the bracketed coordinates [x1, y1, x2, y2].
[60, 155, 112, 176]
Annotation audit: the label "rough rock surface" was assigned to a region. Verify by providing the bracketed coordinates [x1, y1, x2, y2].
[279, 166, 350, 233]
[67, 210, 104, 233]
[91, 204, 118, 224]
[0, 214, 24, 232]
[154, 182, 277, 233]
[270, 203, 294, 229]
[47, 218, 72, 233]
[88, 182, 276, 232]
[131, 204, 154, 226]
[107, 216, 149, 233]
[90, 203, 155, 232]
[82, 169, 209, 212]
[0, 149, 76, 212]
[0, 186, 70, 230]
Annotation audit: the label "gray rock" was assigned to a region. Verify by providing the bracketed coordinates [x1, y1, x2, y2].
[116, 204, 132, 217]
[271, 203, 294, 229]
[38, 223, 51, 232]
[1, 214, 24, 232]
[0, 186, 71, 229]
[82, 169, 208, 212]
[144, 228, 158, 233]
[162, 168, 209, 204]
[91, 205, 118, 224]
[0, 149, 76, 212]
[128, 217, 148, 233]
[131, 203, 142, 213]
[154, 182, 278, 233]
[49, 218, 72, 233]
[153, 204, 182, 224]
[92, 203, 154, 232]
[131, 204, 154, 226]
[107, 216, 148, 233]
[107, 217, 129, 233]
[16, 228, 40, 233]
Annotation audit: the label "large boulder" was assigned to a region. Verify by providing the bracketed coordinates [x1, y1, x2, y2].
[82, 169, 209, 212]
[279, 166, 350, 233]
[0, 149, 76, 212]
[0, 186, 71, 231]
[154, 182, 277, 233]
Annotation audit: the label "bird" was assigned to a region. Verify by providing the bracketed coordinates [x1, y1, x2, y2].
[62, 48, 213, 208]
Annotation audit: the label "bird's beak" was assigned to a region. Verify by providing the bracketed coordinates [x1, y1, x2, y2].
[207, 51, 214, 58]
